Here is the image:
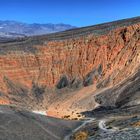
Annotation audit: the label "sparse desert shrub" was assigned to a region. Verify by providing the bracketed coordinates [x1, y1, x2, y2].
[63, 115, 70, 119]
[74, 131, 88, 140]
[72, 118, 78, 120]
[78, 114, 81, 117]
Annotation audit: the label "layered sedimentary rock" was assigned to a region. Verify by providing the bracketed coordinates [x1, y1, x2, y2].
[0, 22, 140, 95]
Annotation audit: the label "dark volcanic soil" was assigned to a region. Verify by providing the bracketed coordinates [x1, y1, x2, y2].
[0, 105, 81, 140]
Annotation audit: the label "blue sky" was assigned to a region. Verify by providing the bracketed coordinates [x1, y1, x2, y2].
[0, 0, 140, 27]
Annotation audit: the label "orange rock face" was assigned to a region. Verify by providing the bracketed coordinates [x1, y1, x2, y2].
[0, 98, 10, 105]
[0, 23, 140, 93]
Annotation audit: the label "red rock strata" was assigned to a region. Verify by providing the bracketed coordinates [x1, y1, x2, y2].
[0, 23, 140, 94]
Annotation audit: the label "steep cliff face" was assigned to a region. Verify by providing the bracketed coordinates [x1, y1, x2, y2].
[0, 23, 140, 94]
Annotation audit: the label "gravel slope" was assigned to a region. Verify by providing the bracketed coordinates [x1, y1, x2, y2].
[0, 105, 81, 140]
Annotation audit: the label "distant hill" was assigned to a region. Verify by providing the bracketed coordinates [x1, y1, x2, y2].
[0, 20, 76, 38]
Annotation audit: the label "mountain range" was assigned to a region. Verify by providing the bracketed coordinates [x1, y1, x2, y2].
[0, 20, 76, 38]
